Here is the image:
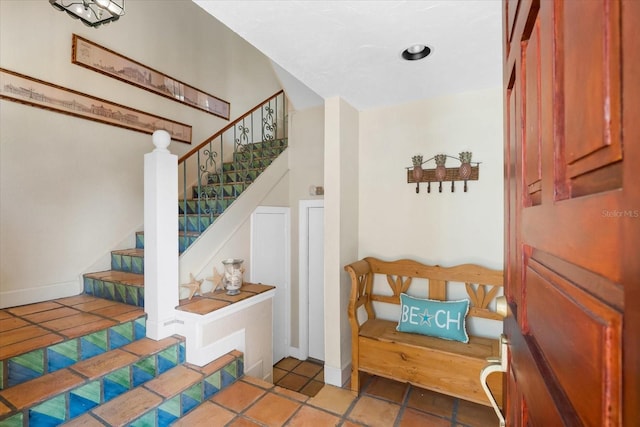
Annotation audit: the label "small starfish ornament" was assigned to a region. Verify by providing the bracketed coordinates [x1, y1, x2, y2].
[206, 267, 225, 292]
[180, 273, 203, 300]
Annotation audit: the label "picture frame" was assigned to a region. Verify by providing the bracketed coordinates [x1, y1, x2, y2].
[72, 34, 230, 120]
[0, 67, 193, 144]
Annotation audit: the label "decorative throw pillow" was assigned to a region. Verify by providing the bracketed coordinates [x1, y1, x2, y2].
[397, 293, 470, 343]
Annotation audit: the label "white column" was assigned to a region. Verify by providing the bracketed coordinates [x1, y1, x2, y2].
[144, 130, 179, 340]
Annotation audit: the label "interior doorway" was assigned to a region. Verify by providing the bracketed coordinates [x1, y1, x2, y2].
[299, 200, 324, 361]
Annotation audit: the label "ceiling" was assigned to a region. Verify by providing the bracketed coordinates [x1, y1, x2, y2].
[193, 1, 503, 112]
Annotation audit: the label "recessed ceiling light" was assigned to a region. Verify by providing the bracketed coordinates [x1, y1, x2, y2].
[402, 44, 432, 61]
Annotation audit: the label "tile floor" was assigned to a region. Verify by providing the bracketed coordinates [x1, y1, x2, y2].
[178, 362, 500, 427]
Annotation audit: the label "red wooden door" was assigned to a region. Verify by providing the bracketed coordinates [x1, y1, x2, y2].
[503, 0, 639, 425]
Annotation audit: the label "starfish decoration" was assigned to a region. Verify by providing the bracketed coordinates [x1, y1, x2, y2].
[180, 273, 203, 300]
[206, 267, 225, 292]
[420, 308, 433, 326]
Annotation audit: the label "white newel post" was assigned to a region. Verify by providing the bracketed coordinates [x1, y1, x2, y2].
[144, 130, 179, 340]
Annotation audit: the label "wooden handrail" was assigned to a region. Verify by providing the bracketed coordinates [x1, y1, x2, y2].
[178, 90, 285, 164]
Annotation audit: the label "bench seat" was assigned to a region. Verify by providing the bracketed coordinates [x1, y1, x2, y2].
[345, 257, 504, 407]
[358, 318, 501, 405]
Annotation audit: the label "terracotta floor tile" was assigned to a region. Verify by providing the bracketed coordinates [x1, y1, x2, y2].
[6, 301, 63, 316]
[177, 298, 229, 315]
[273, 367, 287, 383]
[0, 311, 13, 320]
[241, 375, 273, 390]
[287, 405, 341, 426]
[0, 333, 64, 359]
[63, 413, 109, 427]
[1, 324, 53, 346]
[67, 298, 120, 312]
[55, 294, 103, 307]
[122, 336, 180, 356]
[277, 372, 309, 391]
[274, 386, 309, 402]
[41, 312, 105, 332]
[0, 369, 84, 410]
[211, 380, 266, 412]
[307, 385, 356, 416]
[0, 401, 12, 417]
[399, 408, 452, 426]
[144, 365, 203, 398]
[92, 387, 163, 426]
[364, 376, 409, 404]
[340, 421, 364, 427]
[227, 416, 264, 426]
[314, 370, 324, 382]
[91, 303, 142, 319]
[172, 401, 235, 427]
[347, 395, 401, 427]
[406, 386, 455, 419]
[274, 357, 301, 371]
[300, 380, 324, 397]
[57, 318, 117, 339]
[70, 349, 138, 379]
[240, 283, 275, 294]
[22, 307, 80, 323]
[187, 353, 235, 376]
[455, 399, 499, 427]
[292, 361, 323, 378]
[0, 316, 30, 332]
[244, 392, 301, 426]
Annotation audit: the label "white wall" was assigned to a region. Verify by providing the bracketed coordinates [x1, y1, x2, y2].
[0, 0, 281, 306]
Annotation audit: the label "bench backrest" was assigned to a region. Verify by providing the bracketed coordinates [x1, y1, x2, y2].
[345, 257, 504, 321]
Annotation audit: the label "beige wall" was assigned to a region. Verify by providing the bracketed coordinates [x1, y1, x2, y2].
[287, 106, 325, 348]
[359, 87, 504, 337]
[358, 87, 503, 268]
[0, 0, 281, 306]
[324, 97, 359, 385]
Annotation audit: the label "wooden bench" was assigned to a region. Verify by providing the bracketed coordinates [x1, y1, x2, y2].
[344, 257, 504, 407]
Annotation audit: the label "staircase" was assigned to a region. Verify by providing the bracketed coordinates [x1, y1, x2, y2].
[0, 295, 244, 426]
[82, 138, 288, 307]
[0, 92, 287, 426]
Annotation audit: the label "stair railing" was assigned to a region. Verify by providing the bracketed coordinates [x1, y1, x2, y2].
[177, 91, 286, 241]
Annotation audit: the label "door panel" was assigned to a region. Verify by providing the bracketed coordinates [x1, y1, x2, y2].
[504, 0, 638, 425]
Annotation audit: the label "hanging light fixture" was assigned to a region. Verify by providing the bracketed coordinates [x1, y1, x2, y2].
[50, 0, 125, 28]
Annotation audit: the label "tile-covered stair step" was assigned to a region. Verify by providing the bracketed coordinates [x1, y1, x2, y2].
[192, 183, 247, 199]
[240, 138, 288, 151]
[233, 149, 284, 162]
[62, 351, 243, 427]
[178, 199, 232, 215]
[111, 248, 144, 274]
[205, 169, 262, 185]
[0, 336, 185, 426]
[0, 296, 146, 391]
[222, 157, 278, 172]
[83, 270, 144, 307]
[179, 213, 218, 233]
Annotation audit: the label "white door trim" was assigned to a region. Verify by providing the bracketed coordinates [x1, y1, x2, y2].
[298, 199, 324, 361]
[250, 206, 291, 363]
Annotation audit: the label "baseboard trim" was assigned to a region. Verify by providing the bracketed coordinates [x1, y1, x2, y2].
[324, 362, 351, 388]
[0, 279, 81, 308]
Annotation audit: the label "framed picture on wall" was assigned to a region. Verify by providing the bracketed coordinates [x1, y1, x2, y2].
[72, 34, 231, 120]
[0, 67, 193, 144]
